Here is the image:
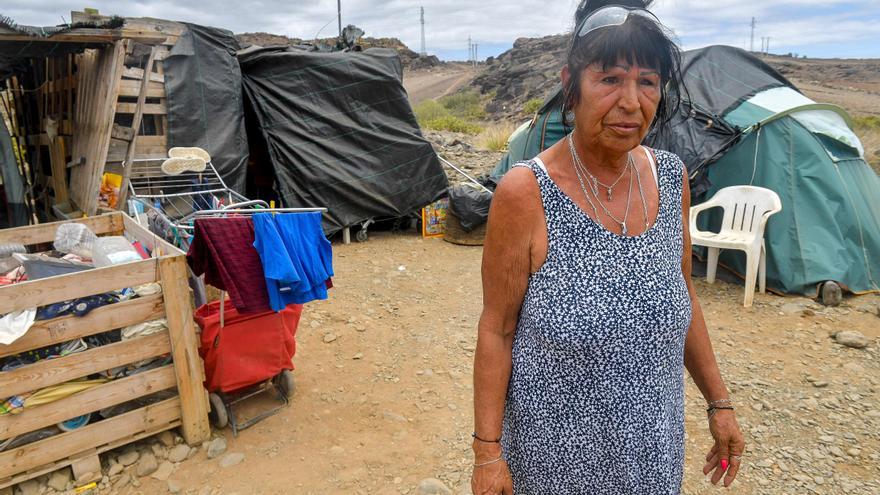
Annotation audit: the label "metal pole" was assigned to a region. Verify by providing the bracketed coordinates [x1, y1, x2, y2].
[337, 0, 342, 37]
[750, 17, 756, 52]
[437, 155, 493, 194]
[420, 7, 426, 56]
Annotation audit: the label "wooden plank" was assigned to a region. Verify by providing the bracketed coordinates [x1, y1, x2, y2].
[0, 212, 123, 245]
[0, 331, 170, 398]
[115, 102, 167, 115]
[118, 79, 165, 98]
[48, 137, 69, 204]
[0, 366, 177, 441]
[159, 256, 210, 445]
[69, 41, 128, 216]
[0, 397, 180, 480]
[122, 213, 182, 256]
[0, 258, 159, 315]
[122, 67, 164, 83]
[0, 294, 165, 358]
[119, 44, 158, 209]
[106, 136, 167, 162]
[0, 418, 180, 490]
[111, 123, 135, 141]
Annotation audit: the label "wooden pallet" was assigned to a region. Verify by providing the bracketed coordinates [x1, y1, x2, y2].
[0, 212, 210, 490]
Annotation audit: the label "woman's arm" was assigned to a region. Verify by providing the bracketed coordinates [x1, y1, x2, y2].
[680, 169, 746, 487]
[472, 168, 540, 494]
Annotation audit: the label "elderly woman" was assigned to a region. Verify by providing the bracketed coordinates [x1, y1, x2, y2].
[471, 1, 745, 493]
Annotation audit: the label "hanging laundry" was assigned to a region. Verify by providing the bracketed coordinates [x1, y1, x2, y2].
[187, 217, 271, 313]
[252, 212, 334, 311]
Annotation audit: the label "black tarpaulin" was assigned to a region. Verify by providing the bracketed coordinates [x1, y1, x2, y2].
[239, 46, 448, 235]
[679, 45, 797, 116]
[163, 23, 248, 192]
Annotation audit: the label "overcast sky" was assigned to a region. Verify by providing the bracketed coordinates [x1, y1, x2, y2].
[7, 1, 879, 60]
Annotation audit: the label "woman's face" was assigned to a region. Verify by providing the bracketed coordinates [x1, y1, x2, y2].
[564, 57, 662, 154]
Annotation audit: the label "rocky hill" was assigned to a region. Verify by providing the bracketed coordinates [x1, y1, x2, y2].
[471, 34, 567, 117]
[235, 32, 440, 68]
[470, 34, 880, 118]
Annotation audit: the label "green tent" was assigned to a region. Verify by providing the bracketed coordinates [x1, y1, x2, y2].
[494, 45, 880, 295]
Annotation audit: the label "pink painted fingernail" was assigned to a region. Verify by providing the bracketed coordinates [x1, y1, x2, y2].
[720, 459, 729, 471]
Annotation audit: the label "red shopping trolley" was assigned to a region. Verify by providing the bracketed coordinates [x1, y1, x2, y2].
[195, 300, 302, 435]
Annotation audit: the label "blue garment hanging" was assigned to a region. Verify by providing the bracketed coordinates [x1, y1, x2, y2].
[252, 212, 333, 311]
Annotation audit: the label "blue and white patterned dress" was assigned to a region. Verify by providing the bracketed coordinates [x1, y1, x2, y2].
[502, 150, 693, 494]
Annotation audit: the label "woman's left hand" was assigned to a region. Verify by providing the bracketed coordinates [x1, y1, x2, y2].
[702, 409, 746, 487]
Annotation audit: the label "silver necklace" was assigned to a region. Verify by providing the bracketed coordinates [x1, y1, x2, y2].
[568, 143, 600, 220]
[568, 134, 630, 200]
[568, 135, 634, 235]
[631, 152, 651, 235]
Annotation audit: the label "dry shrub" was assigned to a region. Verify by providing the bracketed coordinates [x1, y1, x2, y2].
[854, 116, 880, 175]
[478, 123, 516, 151]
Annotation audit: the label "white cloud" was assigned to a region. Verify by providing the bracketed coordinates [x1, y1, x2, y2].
[5, 0, 878, 58]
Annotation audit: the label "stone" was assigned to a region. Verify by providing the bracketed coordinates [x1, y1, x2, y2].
[167, 479, 183, 494]
[219, 453, 245, 468]
[108, 462, 125, 477]
[16, 479, 41, 495]
[820, 281, 842, 306]
[113, 473, 132, 489]
[812, 380, 829, 388]
[418, 478, 452, 495]
[834, 331, 870, 349]
[151, 442, 167, 459]
[206, 437, 227, 459]
[136, 452, 159, 477]
[151, 461, 174, 481]
[329, 446, 345, 455]
[323, 333, 338, 343]
[157, 430, 176, 448]
[47, 469, 71, 491]
[168, 444, 191, 463]
[352, 353, 364, 360]
[118, 450, 139, 466]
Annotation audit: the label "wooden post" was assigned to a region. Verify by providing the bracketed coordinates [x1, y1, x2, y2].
[118, 45, 158, 207]
[158, 256, 210, 445]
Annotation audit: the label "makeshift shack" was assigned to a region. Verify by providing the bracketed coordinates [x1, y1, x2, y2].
[0, 11, 447, 236]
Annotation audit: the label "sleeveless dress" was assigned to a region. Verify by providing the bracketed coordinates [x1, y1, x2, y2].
[502, 149, 693, 494]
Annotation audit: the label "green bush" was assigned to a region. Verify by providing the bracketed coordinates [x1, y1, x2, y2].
[413, 100, 449, 122]
[523, 98, 543, 115]
[422, 115, 483, 134]
[439, 90, 486, 120]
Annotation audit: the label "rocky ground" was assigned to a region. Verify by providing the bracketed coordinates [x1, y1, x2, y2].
[7, 232, 879, 495]
[422, 130, 506, 185]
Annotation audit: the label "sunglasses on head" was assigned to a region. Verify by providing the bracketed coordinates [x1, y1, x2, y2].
[575, 5, 661, 38]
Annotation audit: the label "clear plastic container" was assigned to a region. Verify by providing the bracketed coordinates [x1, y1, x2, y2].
[53, 224, 98, 258]
[92, 237, 141, 267]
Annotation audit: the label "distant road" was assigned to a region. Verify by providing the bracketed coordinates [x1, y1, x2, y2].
[404, 67, 477, 105]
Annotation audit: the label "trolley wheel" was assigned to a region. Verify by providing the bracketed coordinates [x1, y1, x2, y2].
[355, 229, 368, 243]
[208, 393, 228, 429]
[275, 370, 296, 399]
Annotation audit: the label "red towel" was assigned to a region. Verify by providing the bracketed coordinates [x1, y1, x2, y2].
[187, 217, 271, 313]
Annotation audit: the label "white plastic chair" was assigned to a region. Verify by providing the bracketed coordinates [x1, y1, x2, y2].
[690, 186, 782, 307]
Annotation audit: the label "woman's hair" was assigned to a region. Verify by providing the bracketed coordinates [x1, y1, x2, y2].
[563, 0, 684, 132]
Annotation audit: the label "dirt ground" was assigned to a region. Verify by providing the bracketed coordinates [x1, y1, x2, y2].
[106, 231, 880, 495]
[404, 66, 476, 105]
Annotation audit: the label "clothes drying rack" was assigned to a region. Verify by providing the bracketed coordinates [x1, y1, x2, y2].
[125, 156, 328, 435]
